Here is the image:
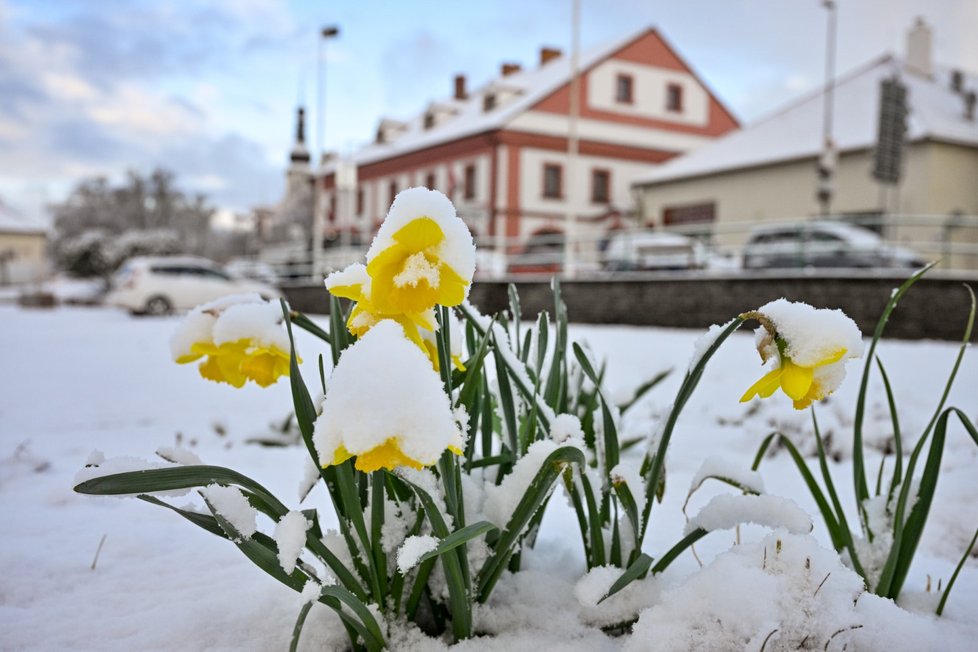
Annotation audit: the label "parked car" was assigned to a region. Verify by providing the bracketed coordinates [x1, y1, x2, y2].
[106, 256, 281, 315]
[603, 231, 707, 271]
[742, 221, 927, 270]
[225, 258, 279, 284]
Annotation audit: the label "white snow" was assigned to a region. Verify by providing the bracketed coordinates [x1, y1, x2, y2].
[169, 292, 267, 361]
[200, 483, 258, 540]
[274, 510, 312, 574]
[74, 452, 191, 498]
[3, 305, 976, 650]
[688, 455, 766, 495]
[752, 298, 863, 368]
[211, 300, 290, 351]
[687, 319, 735, 372]
[550, 413, 585, 446]
[685, 494, 813, 535]
[314, 320, 463, 467]
[155, 445, 203, 466]
[484, 440, 559, 528]
[323, 262, 369, 293]
[397, 535, 439, 574]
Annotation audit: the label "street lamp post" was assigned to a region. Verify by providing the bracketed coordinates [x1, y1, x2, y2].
[311, 25, 340, 280]
[817, 1, 837, 217]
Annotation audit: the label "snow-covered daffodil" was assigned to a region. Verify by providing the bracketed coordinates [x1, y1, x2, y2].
[324, 263, 435, 349]
[364, 187, 476, 316]
[171, 295, 294, 388]
[739, 299, 863, 410]
[314, 320, 465, 473]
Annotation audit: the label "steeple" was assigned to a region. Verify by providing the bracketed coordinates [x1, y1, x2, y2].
[290, 107, 311, 165]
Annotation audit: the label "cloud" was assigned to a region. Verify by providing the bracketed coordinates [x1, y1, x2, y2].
[0, 0, 288, 214]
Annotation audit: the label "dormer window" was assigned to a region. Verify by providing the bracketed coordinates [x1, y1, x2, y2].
[616, 74, 634, 104]
[424, 112, 436, 129]
[666, 83, 683, 112]
[483, 93, 497, 112]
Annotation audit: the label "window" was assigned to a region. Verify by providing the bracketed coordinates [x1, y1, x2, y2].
[616, 74, 634, 104]
[425, 172, 436, 191]
[666, 83, 683, 112]
[329, 194, 336, 221]
[464, 164, 476, 200]
[662, 202, 715, 226]
[356, 189, 364, 215]
[543, 164, 563, 199]
[388, 181, 397, 207]
[483, 93, 497, 112]
[423, 112, 435, 130]
[591, 169, 610, 203]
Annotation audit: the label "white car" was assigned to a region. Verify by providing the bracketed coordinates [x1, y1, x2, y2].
[603, 231, 707, 271]
[107, 256, 281, 315]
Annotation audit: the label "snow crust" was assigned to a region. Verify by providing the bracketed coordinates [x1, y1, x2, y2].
[686, 494, 812, 535]
[274, 510, 311, 574]
[314, 320, 462, 466]
[397, 535, 439, 574]
[688, 455, 765, 495]
[200, 484, 258, 539]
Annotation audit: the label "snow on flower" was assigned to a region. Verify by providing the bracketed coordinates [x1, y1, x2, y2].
[740, 299, 863, 409]
[420, 309, 466, 372]
[314, 320, 464, 473]
[170, 294, 293, 388]
[324, 262, 436, 349]
[364, 187, 476, 315]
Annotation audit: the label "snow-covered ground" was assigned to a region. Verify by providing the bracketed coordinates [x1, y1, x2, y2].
[1, 303, 975, 650]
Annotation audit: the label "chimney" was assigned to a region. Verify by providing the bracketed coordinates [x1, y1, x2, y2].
[501, 62, 522, 76]
[905, 17, 932, 77]
[540, 47, 562, 65]
[454, 74, 467, 100]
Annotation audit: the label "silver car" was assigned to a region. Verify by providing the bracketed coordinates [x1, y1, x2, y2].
[742, 221, 927, 270]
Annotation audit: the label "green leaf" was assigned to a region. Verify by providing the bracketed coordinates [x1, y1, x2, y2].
[875, 357, 903, 496]
[641, 317, 744, 544]
[508, 283, 522, 359]
[937, 524, 978, 616]
[477, 445, 586, 602]
[399, 472, 473, 641]
[598, 553, 653, 604]
[852, 263, 936, 528]
[651, 528, 708, 574]
[417, 521, 499, 565]
[137, 494, 228, 539]
[618, 369, 671, 415]
[573, 342, 620, 476]
[288, 310, 332, 344]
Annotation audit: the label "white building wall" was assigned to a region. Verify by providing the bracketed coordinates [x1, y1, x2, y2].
[587, 59, 709, 127]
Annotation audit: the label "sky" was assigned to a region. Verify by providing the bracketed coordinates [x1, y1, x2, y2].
[1, 0, 976, 225]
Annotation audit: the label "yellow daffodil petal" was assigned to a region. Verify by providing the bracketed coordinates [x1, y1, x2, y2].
[326, 282, 366, 302]
[330, 444, 355, 466]
[391, 216, 445, 250]
[175, 352, 202, 364]
[352, 438, 426, 472]
[434, 261, 469, 307]
[780, 361, 814, 401]
[815, 347, 847, 367]
[740, 367, 783, 402]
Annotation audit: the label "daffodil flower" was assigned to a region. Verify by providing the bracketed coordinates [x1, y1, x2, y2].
[314, 320, 465, 473]
[739, 299, 863, 410]
[364, 187, 476, 316]
[171, 295, 294, 388]
[325, 263, 436, 349]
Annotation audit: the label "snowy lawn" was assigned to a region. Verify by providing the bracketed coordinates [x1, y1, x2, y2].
[1, 303, 976, 650]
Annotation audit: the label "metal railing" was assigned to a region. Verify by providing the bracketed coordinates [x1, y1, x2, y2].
[247, 213, 978, 285]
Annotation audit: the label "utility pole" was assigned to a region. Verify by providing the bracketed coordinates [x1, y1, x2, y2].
[311, 25, 340, 280]
[564, 0, 581, 277]
[817, 0, 837, 217]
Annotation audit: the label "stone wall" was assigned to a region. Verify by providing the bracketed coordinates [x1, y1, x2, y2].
[283, 271, 978, 341]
